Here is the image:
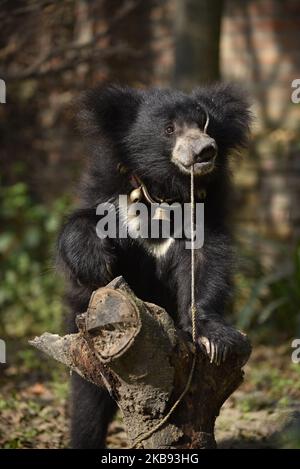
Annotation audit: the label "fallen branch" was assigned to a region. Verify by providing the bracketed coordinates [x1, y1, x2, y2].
[30, 276, 251, 449]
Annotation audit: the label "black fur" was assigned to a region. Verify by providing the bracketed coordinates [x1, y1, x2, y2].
[57, 84, 251, 448]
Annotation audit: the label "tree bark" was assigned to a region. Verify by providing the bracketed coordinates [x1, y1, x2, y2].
[30, 276, 251, 449]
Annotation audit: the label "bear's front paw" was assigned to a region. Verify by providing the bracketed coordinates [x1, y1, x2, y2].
[197, 318, 242, 366]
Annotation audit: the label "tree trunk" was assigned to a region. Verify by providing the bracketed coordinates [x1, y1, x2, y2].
[174, 0, 224, 89]
[30, 276, 251, 449]
[103, 0, 154, 85]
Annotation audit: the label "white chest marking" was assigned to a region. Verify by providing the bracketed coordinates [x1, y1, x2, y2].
[117, 196, 175, 258]
[146, 237, 175, 259]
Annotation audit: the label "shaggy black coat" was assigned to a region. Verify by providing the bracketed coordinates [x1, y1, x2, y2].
[57, 84, 251, 448]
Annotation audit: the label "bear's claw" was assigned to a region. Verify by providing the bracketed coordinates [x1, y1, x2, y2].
[199, 337, 228, 365]
[197, 319, 241, 366]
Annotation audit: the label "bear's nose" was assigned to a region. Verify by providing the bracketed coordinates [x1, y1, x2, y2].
[172, 130, 217, 174]
[194, 139, 217, 164]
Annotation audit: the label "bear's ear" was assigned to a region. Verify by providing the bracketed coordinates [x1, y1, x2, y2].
[78, 85, 143, 138]
[192, 83, 252, 152]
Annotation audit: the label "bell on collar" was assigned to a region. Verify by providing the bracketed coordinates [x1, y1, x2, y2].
[130, 187, 143, 203]
[152, 206, 170, 221]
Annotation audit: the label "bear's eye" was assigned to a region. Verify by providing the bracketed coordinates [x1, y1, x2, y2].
[165, 124, 175, 135]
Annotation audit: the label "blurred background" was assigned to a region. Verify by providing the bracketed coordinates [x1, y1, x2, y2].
[0, 0, 300, 449]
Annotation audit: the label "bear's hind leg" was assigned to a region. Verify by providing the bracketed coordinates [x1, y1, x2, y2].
[70, 373, 117, 449]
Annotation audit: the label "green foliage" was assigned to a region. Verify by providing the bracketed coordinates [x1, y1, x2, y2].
[249, 366, 300, 398]
[235, 240, 300, 340]
[0, 182, 72, 337]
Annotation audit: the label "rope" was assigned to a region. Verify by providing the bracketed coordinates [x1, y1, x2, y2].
[190, 164, 197, 344]
[131, 354, 196, 448]
[131, 166, 198, 448]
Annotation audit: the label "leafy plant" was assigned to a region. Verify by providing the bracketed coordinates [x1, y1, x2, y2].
[236, 241, 300, 339]
[0, 182, 71, 337]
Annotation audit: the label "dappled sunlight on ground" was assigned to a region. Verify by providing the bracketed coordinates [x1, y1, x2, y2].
[0, 341, 299, 448]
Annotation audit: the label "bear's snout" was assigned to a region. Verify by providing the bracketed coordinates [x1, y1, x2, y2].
[172, 126, 217, 176]
[193, 136, 217, 164]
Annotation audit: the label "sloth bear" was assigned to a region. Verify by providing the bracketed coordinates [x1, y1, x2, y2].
[57, 84, 251, 448]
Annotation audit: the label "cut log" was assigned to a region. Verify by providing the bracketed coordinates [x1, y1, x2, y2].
[30, 276, 251, 449]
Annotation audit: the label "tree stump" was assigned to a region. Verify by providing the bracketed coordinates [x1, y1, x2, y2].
[30, 276, 251, 449]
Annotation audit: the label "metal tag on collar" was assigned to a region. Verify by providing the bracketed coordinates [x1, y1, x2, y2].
[152, 204, 170, 221]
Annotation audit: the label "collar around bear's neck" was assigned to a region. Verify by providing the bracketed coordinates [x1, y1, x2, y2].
[117, 163, 206, 205]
